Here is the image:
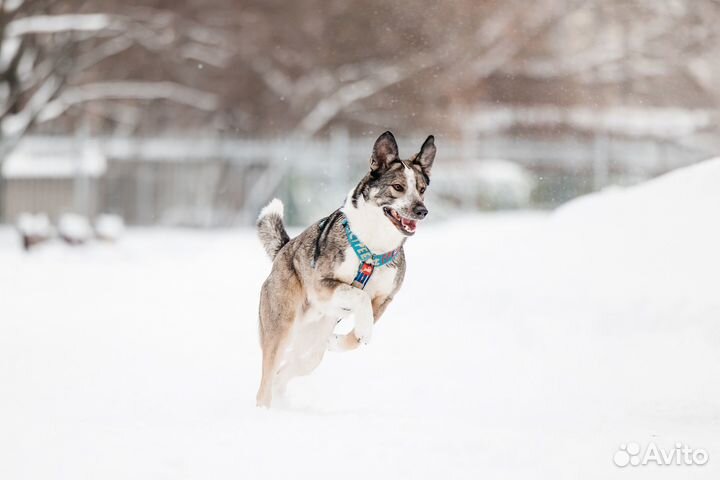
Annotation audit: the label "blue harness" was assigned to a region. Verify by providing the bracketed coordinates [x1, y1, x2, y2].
[342, 219, 400, 289]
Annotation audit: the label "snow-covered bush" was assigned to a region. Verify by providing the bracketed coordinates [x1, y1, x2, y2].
[94, 214, 125, 242]
[16, 213, 52, 251]
[432, 159, 536, 210]
[58, 213, 93, 245]
[472, 159, 536, 208]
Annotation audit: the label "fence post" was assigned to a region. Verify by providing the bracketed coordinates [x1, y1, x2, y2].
[593, 133, 609, 191]
[0, 174, 4, 223]
[137, 163, 155, 225]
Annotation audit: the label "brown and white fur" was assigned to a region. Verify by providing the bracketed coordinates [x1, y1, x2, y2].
[255, 131, 436, 407]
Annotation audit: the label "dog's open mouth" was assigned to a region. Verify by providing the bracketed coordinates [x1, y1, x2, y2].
[383, 207, 418, 235]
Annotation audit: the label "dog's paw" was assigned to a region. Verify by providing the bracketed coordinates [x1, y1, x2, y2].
[327, 333, 363, 352]
[353, 328, 372, 346]
[353, 318, 373, 345]
[326, 334, 342, 351]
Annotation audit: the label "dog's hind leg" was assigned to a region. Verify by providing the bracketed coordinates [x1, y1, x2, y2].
[274, 347, 326, 396]
[256, 277, 301, 408]
[274, 314, 335, 395]
[257, 321, 292, 408]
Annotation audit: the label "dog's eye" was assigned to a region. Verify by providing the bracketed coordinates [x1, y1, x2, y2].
[419, 187, 426, 195]
[391, 184, 405, 192]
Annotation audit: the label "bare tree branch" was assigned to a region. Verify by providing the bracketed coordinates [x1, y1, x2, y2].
[293, 0, 588, 138]
[6, 14, 117, 36]
[37, 81, 219, 123]
[0, 5, 231, 165]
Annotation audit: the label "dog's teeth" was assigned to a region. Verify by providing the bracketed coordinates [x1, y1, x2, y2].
[400, 218, 417, 232]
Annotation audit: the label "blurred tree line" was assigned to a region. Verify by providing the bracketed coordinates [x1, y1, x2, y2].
[1, 0, 719, 145]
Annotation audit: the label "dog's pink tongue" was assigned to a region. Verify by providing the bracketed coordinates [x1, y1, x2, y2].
[401, 218, 417, 232]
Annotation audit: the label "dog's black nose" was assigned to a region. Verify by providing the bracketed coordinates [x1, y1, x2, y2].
[414, 205, 428, 219]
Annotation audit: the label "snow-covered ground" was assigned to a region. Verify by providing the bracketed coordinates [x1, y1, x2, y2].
[2, 159, 720, 479]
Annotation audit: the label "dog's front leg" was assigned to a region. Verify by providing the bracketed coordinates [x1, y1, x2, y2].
[319, 280, 374, 350]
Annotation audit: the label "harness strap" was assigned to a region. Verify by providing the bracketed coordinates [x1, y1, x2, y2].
[342, 218, 399, 290]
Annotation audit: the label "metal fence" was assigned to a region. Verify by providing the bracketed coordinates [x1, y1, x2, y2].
[0, 132, 715, 227]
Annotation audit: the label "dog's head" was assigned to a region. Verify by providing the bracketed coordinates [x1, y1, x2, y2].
[352, 131, 436, 236]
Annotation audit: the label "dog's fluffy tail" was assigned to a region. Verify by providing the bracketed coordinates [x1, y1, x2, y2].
[257, 199, 290, 260]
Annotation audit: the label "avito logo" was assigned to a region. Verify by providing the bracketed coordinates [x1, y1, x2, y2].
[613, 442, 708, 467]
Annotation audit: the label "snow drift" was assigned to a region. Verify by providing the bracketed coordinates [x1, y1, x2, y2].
[555, 156, 720, 237]
[1, 159, 720, 480]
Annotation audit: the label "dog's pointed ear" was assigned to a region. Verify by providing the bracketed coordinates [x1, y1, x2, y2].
[370, 131, 399, 174]
[414, 135, 436, 176]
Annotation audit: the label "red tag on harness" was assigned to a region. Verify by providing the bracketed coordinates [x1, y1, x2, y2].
[352, 262, 375, 289]
[361, 263, 374, 276]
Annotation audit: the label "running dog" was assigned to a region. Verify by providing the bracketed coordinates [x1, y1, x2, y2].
[255, 131, 436, 407]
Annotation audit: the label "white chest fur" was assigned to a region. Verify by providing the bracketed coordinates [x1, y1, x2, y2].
[335, 246, 398, 299]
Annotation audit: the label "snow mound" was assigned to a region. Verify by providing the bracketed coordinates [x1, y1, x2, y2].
[551, 157, 720, 318]
[554, 157, 720, 237]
